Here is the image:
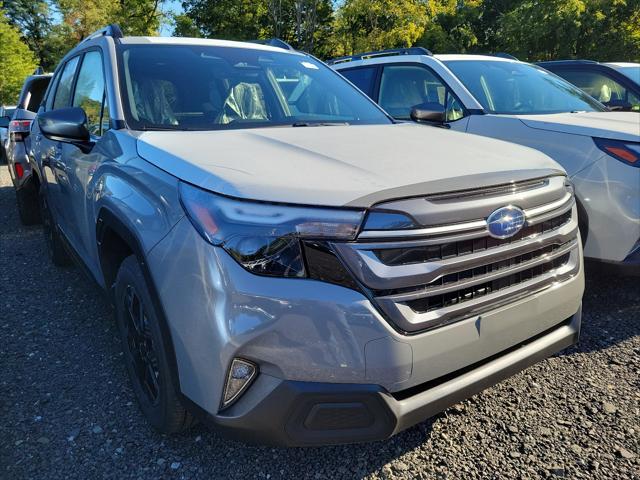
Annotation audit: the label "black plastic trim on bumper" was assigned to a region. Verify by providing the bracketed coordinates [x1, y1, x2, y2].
[202, 309, 581, 447]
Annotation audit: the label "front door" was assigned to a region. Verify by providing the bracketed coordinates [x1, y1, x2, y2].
[39, 55, 81, 234]
[58, 50, 110, 262]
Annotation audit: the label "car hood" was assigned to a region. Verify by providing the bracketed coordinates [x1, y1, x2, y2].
[136, 123, 563, 208]
[516, 112, 640, 142]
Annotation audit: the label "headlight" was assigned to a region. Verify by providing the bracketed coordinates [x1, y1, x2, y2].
[179, 182, 365, 277]
[594, 138, 639, 167]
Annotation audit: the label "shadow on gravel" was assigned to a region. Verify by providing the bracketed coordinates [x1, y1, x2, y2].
[559, 267, 639, 357]
[164, 416, 436, 478]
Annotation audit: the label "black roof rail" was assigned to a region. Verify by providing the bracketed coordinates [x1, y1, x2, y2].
[492, 52, 518, 60]
[80, 24, 123, 44]
[327, 47, 432, 65]
[536, 59, 599, 65]
[249, 38, 295, 51]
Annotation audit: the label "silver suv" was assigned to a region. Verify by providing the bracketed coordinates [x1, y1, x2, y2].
[31, 26, 584, 446]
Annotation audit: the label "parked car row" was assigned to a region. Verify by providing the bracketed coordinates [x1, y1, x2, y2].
[4, 73, 53, 224]
[3, 25, 637, 447]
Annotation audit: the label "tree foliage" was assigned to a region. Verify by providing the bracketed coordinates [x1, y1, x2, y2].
[495, 0, 586, 60]
[2, 0, 53, 68]
[177, 0, 333, 55]
[0, 0, 638, 83]
[0, 9, 37, 104]
[332, 0, 428, 55]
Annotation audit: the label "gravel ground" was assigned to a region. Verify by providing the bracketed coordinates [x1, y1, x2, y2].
[1, 167, 638, 480]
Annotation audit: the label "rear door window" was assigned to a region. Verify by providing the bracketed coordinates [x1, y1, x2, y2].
[52, 56, 80, 110]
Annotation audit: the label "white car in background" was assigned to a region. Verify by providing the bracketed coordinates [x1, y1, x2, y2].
[331, 50, 640, 273]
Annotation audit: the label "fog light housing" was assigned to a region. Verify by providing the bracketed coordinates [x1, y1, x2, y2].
[221, 358, 258, 409]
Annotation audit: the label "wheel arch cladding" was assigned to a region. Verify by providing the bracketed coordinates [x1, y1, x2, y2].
[96, 207, 186, 400]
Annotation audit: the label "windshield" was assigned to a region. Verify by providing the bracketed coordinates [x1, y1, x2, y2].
[118, 44, 391, 130]
[444, 60, 606, 115]
[613, 65, 640, 85]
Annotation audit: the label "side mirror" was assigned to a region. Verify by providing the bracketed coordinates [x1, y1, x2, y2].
[38, 107, 90, 144]
[410, 102, 446, 124]
[0, 116, 10, 128]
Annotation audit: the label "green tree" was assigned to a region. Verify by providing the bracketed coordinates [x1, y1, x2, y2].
[495, 0, 586, 60]
[176, 0, 333, 55]
[332, 0, 428, 56]
[57, 0, 168, 42]
[0, 9, 37, 104]
[417, 0, 484, 53]
[172, 12, 201, 37]
[2, 0, 54, 68]
[577, 0, 640, 61]
[178, 0, 268, 40]
[118, 0, 167, 35]
[57, 0, 119, 42]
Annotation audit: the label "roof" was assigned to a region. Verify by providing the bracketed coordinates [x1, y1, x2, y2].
[434, 54, 517, 62]
[536, 60, 598, 66]
[118, 36, 301, 54]
[604, 62, 640, 68]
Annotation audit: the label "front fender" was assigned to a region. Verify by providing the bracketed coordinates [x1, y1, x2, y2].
[90, 131, 185, 264]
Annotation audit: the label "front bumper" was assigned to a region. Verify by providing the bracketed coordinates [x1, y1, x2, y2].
[148, 217, 584, 444]
[209, 309, 581, 446]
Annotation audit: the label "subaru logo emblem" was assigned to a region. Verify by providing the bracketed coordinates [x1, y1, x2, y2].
[486, 206, 526, 239]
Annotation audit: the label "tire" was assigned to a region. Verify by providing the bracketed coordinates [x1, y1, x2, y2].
[16, 184, 41, 225]
[114, 255, 194, 433]
[39, 184, 71, 266]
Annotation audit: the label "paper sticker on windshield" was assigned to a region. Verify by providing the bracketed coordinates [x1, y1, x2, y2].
[301, 61, 319, 70]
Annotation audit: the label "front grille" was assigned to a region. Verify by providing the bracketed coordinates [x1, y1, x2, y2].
[333, 175, 581, 334]
[405, 250, 571, 314]
[374, 209, 572, 267]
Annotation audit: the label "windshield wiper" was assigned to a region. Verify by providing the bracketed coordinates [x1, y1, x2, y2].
[140, 125, 191, 131]
[291, 122, 350, 127]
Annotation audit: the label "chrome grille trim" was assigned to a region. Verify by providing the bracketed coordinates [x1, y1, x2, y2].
[358, 219, 486, 239]
[358, 188, 574, 240]
[377, 238, 578, 302]
[523, 192, 572, 219]
[335, 176, 580, 334]
[376, 248, 580, 333]
[335, 213, 578, 291]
